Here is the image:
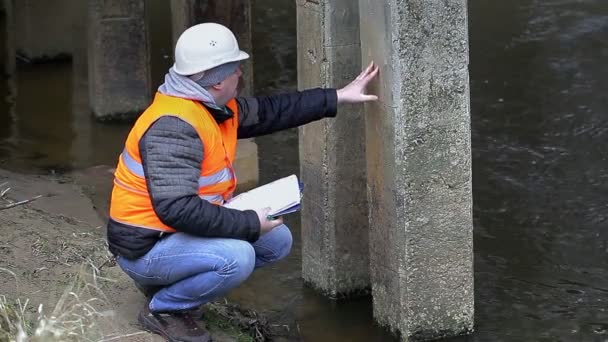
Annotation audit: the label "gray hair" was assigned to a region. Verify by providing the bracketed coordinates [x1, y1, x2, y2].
[190, 61, 240, 88]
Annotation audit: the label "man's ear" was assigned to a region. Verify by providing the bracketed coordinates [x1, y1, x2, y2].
[211, 81, 224, 91]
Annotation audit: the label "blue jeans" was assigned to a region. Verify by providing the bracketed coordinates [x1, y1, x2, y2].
[116, 224, 292, 312]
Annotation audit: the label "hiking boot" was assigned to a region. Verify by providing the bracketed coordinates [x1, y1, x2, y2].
[138, 304, 212, 342]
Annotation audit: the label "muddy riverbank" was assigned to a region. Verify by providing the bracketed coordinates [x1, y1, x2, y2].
[0, 168, 295, 342]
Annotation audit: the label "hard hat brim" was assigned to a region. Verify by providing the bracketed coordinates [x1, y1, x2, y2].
[173, 50, 250, 76]
[233, 50, 250, 63]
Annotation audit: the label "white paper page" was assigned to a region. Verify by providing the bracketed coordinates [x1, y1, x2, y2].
[224, 174, 300, 215]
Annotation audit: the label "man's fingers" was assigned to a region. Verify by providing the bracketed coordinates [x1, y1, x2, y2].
[338, 62, 379, 104]
[362, 62, 373, 78]
[269, 216, 284, 227]
[367, 61, 376, 75]
[362, 66, 379, 84]
[356, 61, 375, 81]
[368, 65, 380, 78]
[356, 70, 366, 81]
[363, 94, 379, 102]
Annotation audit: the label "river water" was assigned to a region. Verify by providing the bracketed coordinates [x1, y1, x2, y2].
[1, 0, 607, 341]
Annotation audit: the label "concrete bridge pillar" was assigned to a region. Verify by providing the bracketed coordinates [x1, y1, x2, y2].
[297, 0, 370, 297]
[170, 0, 253, 97]
[359, 0, 474, 339]
[14, 0, 75, 61]
[1, 0, 16, 142]
[88, 0, 152, 120]
[1, 0, 14, 76]
[170, 0, 258, 191]
[70, 0, 92, 168]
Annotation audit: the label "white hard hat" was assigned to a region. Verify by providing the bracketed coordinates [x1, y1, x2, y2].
[173, 23, 250, 76]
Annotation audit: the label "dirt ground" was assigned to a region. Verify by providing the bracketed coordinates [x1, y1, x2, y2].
[0, 167, 275, 341]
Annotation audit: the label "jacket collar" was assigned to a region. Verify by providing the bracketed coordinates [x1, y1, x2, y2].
[204, 103, 234, 124]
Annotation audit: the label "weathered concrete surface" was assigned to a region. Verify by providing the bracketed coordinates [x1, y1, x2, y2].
[70, 0, 93, 167]
[170, 0, 259, 191]
[13, 0, 76, 61]
[233, 138, 259, 192]
[358, 0, 474, 339]
[88, 0, 151, 120]
[297, 0, 370, 297]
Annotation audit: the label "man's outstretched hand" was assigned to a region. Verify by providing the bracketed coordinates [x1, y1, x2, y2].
[336, 61, 380, 104]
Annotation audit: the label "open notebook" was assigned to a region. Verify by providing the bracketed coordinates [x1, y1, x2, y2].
[224, 174, 303, 217]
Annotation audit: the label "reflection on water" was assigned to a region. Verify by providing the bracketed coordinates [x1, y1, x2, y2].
[1, 0, 607, 340]
[469, 0, 608, 340]
[0, 60, 129, 172]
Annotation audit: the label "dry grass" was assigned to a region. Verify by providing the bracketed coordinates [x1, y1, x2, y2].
[0, 265, 141, 342]
[0, 181, 122, 341]
[0, 182, 42, 211]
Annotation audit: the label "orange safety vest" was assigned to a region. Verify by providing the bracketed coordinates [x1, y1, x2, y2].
[109, 92, 238, 232]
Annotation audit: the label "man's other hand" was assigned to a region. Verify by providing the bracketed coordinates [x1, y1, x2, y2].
[255, 207, 284, 235]
[337, 61, 380, 104]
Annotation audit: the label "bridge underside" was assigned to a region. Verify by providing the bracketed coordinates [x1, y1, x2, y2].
[1, 0, 474, 340]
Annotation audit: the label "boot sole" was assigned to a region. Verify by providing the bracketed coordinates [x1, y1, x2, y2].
[138, 313, 178, 342]
[138, 312, 212, 342]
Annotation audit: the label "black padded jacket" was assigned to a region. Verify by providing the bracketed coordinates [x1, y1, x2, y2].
[107, 88, 338, 259]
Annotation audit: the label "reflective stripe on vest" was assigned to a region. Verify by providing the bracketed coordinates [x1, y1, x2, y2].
[109, 94, 240, 233]
[199, 167, 232, 187]
[121, 149, 144, 177]
[121, 149, 234, 189]
[115, 177, 223, 203]
[199, 194, 224, 203]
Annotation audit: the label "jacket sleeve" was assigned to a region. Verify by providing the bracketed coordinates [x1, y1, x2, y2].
[139, 116, 261, 241]
[236, 88, 338, 139]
